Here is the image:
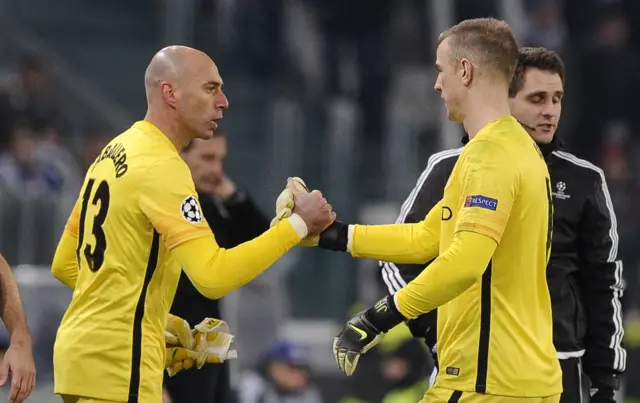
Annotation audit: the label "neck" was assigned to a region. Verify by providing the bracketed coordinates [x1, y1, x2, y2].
[144, 107, 190, 151]
[462, 83, 512, 139]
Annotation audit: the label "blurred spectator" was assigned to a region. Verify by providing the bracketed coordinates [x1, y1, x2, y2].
[524, 0, 568, 52]
[575, 8, 640, 162]
[81, 128, 113, 170]
[34, 123, 83, 195]
[0, 93, 14, 153]
[0, 124, 63, 197]
[237, 340, 324, 403]
[6, 55, 60, 131]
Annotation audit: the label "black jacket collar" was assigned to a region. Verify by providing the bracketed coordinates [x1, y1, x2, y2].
[539, 136, 564, 158]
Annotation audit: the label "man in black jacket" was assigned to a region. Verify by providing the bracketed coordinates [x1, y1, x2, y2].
[381, 47, 625, 403]
[164, 133, 270, 403]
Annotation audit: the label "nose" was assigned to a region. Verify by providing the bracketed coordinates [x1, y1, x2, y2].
[433, 78, 442, 93]
[216, 92, 229, 110]
[541, 100, 558, 120]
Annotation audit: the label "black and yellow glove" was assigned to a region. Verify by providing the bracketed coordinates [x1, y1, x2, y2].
[333, 295, 405, 376]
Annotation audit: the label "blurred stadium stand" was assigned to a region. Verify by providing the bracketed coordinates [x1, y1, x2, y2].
[0, 0, 638, 401]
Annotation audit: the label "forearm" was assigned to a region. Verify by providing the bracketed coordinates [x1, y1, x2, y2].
[395, 231, 496, 319]
[0, 254, 30, 339]
[51, 229, 79, 289]
[173, 215, 305, 299]
[351, 223, 439, 263]
[582, 261, 626, 377]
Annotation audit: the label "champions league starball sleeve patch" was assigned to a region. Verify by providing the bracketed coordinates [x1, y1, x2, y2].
[180, 196, 203, 223]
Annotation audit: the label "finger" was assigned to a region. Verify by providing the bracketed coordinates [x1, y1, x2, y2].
[310, 189, 322, 198]
[0, 355, 9, 387]
[9, 373, 21, 403]
[332, 339, 341, 369]
[24, 371, 35, 402]
[286, 179, 300, 193]
[20, 374, 33, 403]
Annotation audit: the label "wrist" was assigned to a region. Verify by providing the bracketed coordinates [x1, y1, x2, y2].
[287, 213, 308, 239]
[592, 380, 619, 393]
[318, 221, 349, 251]
[9, 328, 31, 345]
[589, 371, 621, 391]
[363, 295, 405, 333]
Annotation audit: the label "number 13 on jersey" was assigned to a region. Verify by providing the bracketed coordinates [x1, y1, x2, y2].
[77, 178, 111, 272]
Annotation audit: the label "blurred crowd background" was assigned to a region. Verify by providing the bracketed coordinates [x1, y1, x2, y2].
[0, 0, 639, 401]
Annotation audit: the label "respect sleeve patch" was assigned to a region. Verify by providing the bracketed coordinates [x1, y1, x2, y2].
[464, 195, 498, 211]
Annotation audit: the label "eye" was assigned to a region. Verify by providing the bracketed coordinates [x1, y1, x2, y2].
[529, 96, 543, 104]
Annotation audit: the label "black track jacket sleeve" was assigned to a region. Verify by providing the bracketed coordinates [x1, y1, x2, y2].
[578, 171, 626, 383]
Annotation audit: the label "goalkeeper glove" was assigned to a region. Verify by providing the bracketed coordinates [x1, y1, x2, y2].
[333, 295, 405, 376]
[165, 346, 198, 377]
[164, 316, 237, 377]
[191, 318, 237, 368]
[165, 314, 195, 350]
[270, 177, 319, 246]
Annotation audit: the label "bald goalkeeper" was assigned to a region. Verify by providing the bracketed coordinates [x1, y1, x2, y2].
[50, 46, 335, 403]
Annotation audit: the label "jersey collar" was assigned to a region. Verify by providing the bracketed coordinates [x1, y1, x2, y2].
[133, 120, 179, 152]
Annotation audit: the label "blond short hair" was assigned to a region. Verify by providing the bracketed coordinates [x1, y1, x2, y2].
[438, 18, 519, 83]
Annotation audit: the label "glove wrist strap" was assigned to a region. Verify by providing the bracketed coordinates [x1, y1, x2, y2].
[364, 295, 405, 333]
[318, 221, 349, 251]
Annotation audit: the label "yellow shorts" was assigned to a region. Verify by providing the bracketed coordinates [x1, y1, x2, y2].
[61, 395, 123, 403]
[421, 387, 561, 403]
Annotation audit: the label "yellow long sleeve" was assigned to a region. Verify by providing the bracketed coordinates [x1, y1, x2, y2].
[350, 201, 441, 263]
[171, 217, 302, 299]
[51, 229, 79, 289]
[395, 230, 497, 319]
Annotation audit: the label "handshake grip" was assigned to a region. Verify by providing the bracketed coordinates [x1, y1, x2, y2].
[271, 177, 349, 251]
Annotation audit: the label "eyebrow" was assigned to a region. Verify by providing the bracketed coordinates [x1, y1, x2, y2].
[526, 90, 564, 97]
[204, 80, 223, 88]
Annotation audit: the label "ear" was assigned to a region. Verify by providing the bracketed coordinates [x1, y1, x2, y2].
[161, 81, 177, 107]
[460, 59, 474, 87]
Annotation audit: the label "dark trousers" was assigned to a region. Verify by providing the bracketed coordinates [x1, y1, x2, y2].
[165, 361, 230, 403]
[559, 358, 583, 403]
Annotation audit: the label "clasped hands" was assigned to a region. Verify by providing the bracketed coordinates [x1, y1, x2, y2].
[270, 178, 405, 377]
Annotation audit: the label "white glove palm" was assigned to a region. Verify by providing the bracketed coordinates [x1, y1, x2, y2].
[192, 318, 237, 368]
[270, 177, 320, 246]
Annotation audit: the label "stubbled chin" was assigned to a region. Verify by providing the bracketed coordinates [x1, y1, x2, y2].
[533, 131, 555, 144]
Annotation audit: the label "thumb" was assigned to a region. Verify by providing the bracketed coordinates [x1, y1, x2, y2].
[286, 178, 299, 193]
[0, 354, 9, 386]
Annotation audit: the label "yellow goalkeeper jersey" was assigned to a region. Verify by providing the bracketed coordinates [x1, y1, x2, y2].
[351, 116, 562, 397]
[53, 121, 211, 401]
[52, 121, 303, 402]
[431, 116, 561, 396]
